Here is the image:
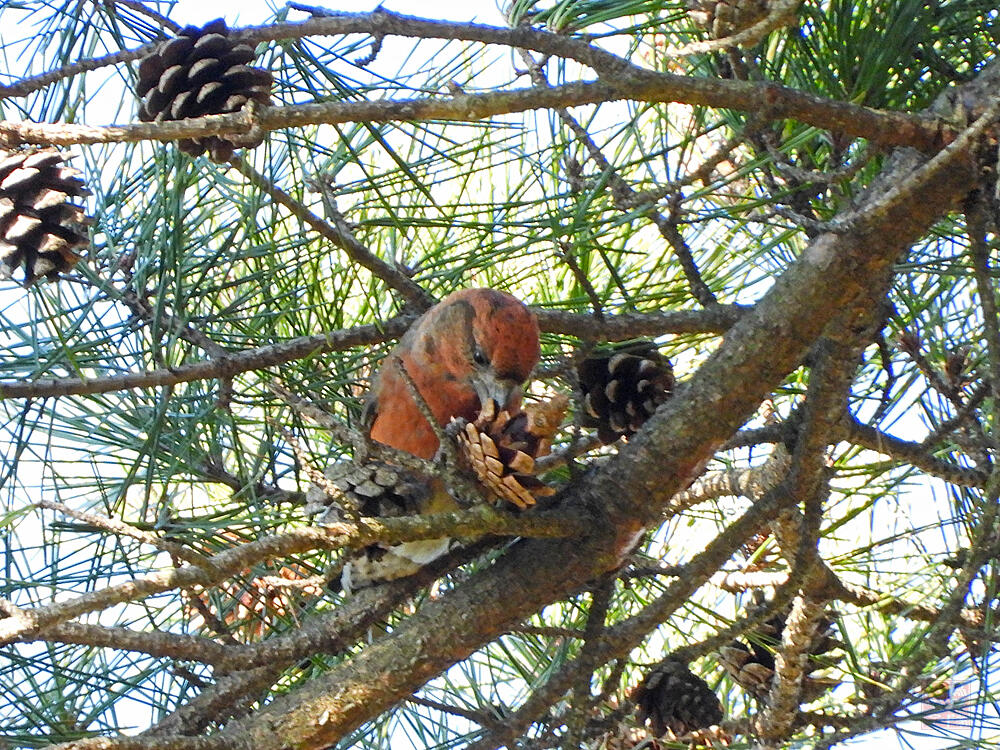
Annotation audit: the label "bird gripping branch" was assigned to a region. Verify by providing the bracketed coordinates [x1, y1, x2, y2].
[313, 288, 542, 591]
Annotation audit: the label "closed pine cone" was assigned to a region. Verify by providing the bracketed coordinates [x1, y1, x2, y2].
[0, 149, 90, 286]
[635, 658, 724, 737]
[577, 341, 674, 444]
[135, 18, 273, 162]
[304, 459, 430, 524]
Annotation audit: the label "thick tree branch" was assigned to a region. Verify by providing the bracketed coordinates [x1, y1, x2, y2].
[0, 13, 952, 152]
[534, 305, 745, 338]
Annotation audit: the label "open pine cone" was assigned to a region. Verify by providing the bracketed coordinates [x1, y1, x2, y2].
[454, 394, 568, 510]
[0, 149, 90, 286]
[135, 18, 273, 162]
[635, 659, 724, 737]
[577, 341, 674, 444]
[718, 604, 843, 703]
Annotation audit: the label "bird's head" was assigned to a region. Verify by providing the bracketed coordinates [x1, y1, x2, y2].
[411, 287, 540, 416]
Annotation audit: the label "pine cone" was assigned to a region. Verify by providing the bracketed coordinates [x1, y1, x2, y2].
[718, 605, 842, 703]
[688, 0, 770, 39]
[185, 530, 322, 642]
[454, 395, 568, 510]
[306, 459, 451, 592]
[304, 459, 430, 524]
[0, 149, 90, 286]
[135, 18, 273, 162]
[635, 659, 724, 737]
[577, 341, 674, 443]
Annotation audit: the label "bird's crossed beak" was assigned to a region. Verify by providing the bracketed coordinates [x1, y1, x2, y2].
[472, 372, 522, 414]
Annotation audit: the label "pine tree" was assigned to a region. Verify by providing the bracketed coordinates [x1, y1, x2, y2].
[1, 1, 998, 748]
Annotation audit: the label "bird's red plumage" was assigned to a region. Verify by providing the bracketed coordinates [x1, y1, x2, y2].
[368, 288, 540, 458]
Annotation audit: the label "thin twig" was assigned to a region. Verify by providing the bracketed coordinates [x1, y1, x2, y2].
[0, 318, 409, 400]
[390, 356, 461, 476]
[102, 0, 181, 33]
[555, 243, 604, 319]
[267, 382, 435, 477]
[563, 577, 614, 748]
[843, 413, 988, 488]
[533, 434, 602, 472]
[406, 695, 504, 732]
[36, 498, 211, 568]
[236, 157, 434, 310]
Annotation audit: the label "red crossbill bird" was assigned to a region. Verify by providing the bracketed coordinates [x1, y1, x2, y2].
[326, 288, 541, 591]
[365, 287, 541, 457]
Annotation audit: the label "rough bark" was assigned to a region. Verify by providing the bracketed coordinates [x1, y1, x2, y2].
[220, 128, 977, 750]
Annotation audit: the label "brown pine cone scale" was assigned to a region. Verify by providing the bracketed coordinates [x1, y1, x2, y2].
[0, 149, 90, 285]
[578, 341, 674, 443]
[135, 19, 272, 162]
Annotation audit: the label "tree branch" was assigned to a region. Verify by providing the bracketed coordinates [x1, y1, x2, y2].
[0, 307, 742, 401]
[1, 12, 952, 152]
[0, 506, 585, 647]
[843, 413, 988, 488]
[1, 77, 949, 154]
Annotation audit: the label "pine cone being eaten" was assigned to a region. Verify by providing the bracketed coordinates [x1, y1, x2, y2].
[0, 149, 90, 286]
[577, 341, 674, 444]
[135, 18, 273, 162]
[635, 659, 724, 737]
[454, 395, 568, 510]
[718, 605, 843, 703]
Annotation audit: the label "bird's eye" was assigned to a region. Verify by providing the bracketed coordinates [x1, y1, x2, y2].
[472, 346, 489, 366]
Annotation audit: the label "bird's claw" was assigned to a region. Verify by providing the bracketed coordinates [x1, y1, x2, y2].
[444, 416, 468, 441]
